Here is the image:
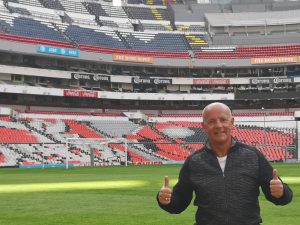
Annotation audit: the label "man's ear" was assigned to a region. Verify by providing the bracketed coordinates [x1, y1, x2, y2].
[230, 118, 235, 130]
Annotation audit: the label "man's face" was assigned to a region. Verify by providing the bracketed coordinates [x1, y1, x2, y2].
[202, 106, 234, 145]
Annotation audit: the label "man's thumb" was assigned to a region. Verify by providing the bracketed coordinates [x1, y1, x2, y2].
[272, 169, 279, 180]
[164, 176, 170, 188]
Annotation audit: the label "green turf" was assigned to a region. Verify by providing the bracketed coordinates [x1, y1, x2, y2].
[0, 163, 299, 225]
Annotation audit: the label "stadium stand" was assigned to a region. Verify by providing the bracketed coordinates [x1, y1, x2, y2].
[0, 109, 297, 167]
[39, 0, 65, 11]
[64, 24, 127, 49]
[0, 0, 299, 167]
[124, 5, 171, 21]
[59, 0, 90, 14]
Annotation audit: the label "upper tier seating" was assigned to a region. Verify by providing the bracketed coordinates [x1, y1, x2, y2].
[66, 12, 99, 26]
[38, 0, 65, 11]
[0, 3, 298, 59]
[59, 0, 89, 14]
[0, 13, 73, 47]
[84, 2, 108, 17]
[195, 44, 300, 59]
[184, 34, 209, 50]
[89, 2, 128, 18]
[0, 1, 9, 13]
[17, 0, 43, 8]
[64, 24, 127, 49]
[0, 19, 296, 59]
[9, 17, 66, 41]
[7, 2, 62, 21]
[127, 0, 182, 5]
[101, 17, 133, 29]
[8, 6, 31, 16]
[141, 22, 173, 31]
[61, 23, 189, 57]
[175, 24, 205, 32]
[125, 6, 170, 20]
[119, 31, 190, 51]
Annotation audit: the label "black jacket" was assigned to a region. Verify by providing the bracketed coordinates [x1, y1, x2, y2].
[158, 141, 293, 225]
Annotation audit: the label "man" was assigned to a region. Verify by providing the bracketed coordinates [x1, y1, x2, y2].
[157, 102, 293, 225]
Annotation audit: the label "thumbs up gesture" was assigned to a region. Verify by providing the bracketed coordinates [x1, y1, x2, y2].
[270, 169, 284, 198]
[158, 176, 172, 205]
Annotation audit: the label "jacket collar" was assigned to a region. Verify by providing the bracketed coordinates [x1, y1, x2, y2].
[204, 137, 237, 155]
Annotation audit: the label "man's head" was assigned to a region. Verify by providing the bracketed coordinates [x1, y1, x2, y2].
[202, 102, 234, 146]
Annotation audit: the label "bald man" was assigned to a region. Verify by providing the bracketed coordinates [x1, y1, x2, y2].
[157, 102, 293, 225]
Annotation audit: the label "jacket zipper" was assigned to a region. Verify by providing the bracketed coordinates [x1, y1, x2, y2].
[224, 174, 229, 225]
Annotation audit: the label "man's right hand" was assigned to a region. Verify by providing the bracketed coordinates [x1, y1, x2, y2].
[158, 176, 172, 205]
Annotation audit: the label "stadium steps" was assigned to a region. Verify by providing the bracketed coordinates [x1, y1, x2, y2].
[177, 24, 190, 31]
[100, 2, 128, 18]
[147, 0, 154, 5]
[150, 7, 163, 20]
[185, 34, 208, 48]
[95, 16, 104, 27]
[127, 141, 166, 162]
[162, 24, 173, 31]
[181, 34, 194, 57]
[52, 22, 78, 48]
[20, 119, 59, 143]
[115, 30, 131, 49]
[38, 0, 65, 11]
[3, 1, 14, 14]
[82, 2, 94, 15]
[0, 21, 10, 33]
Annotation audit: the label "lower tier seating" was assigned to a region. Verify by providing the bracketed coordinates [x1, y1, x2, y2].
[0, 114, 296, 167]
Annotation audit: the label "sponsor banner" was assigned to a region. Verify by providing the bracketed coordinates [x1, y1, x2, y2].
[71, 73, 110, 82]
[193, 79, 230, 85]
[250, 77, 294, 85]
[113, 54, 154, 64]
[64, 90, 98, 98]
[251, 56, 298, 65]
[37, 45, 79, 57]
[132, 77, 172, 85]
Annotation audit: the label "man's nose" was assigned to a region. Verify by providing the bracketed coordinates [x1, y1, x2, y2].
[215, 120, 223, 127]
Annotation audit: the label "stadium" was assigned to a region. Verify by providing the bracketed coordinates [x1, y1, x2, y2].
[0, 0, 299, 224]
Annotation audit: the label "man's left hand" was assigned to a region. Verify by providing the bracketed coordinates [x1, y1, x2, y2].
[270, 169, 284, 198]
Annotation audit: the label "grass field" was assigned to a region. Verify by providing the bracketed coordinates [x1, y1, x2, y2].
[0, 163, 299, 225]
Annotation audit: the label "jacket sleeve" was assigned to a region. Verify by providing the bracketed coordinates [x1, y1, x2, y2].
[157, 159, 194, 214]
[258, 151, 293, 205]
